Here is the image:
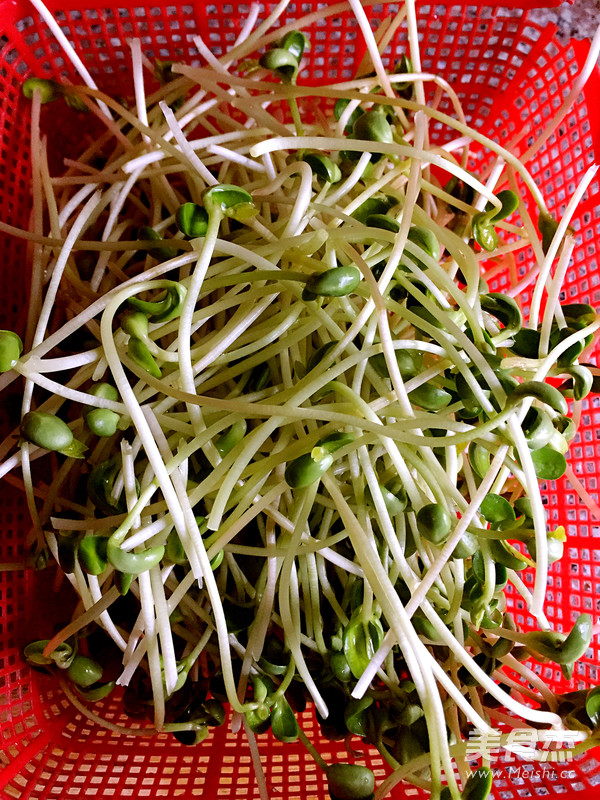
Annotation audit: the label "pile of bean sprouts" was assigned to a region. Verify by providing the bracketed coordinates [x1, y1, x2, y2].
[2, 1, 600, 798]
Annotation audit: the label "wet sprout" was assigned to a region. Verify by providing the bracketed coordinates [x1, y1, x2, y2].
[22, 77, 60, 103]
[303, 265, 361, 300]
[87, 457, 132, 515]
[20, 411, 72, 451]
[301, 152, 342, 184]
[176, 202, 209, 237]
[203, 184, 257, 221]
[259, 30, 308, 83]
[127, 336, 162, 379]
[353, 110, 394, 146]
[20, 411, 87, 459]
[24, 639, 75, 669]
[538, 211, 575, 255]
[326, 763, 375, 800]
[107, 525, 165, 575]
[259, 31, 308, 133]
[416, 503, 453, 544]
[285, 449, 334, 489]
[215, 419, 247, 456]
[524, 613, 593, 666]
[352, 109, 395, 163]
[85, 382, 121, 438]
[0, 330, 23, 372]
[480, 293, 522, 336]
[68, 654, 104, 688]
[472, 190, 519, 251]
[128, 281, 187, 323]
[78, 535, 108, 575]
[279, 31, 308, 61]
[260, 47, 300, 82]
[343, 610, 384, 679]
[508, 381, 568, 416]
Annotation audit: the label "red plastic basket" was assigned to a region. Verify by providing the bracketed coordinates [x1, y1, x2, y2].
[1, 1, 600, 798]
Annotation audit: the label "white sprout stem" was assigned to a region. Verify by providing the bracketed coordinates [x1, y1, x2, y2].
[120, 127, 262, 174]
[223, 0, 292, 61]
[403, 0, 425, 106]
[59, 676, 156, 736]
[93, 220, 130, 290]
[126, 418, 177, 697]
[101, 288, 245, 712]
[138, 569, 165, 729]
[420, 591, 562, 727]
[501, 654, 558, 710]
[327, 154, 373, 206]
[20, 348, 102, 374]
[149, 565, 179, 696]
[353, 444, 508, 697]
[242, 719, 271, 800]
[521, 22, 600, 164]
[160, 101, 218, 186]
[252, 160, 314, 227]
[58, 183, 97, 228]
[529, 165, 599, 329]
[177, 216, 222, 435]
[539, 236, 576, 357]
[347, 0, 395, 98]
[42, 587, 121, 656]
[122, 518, 169, 551]
[28, 0, 112, 119]
[101, 172, 144, 245]
[565, 465, 600, 520]
[237, 516, 281, 702]
[32, 190, 103, 351]
[24, 90, 45, 354]
[281, 162, 314, 238]
[119, 570, 196, 687]
[406, 446, 509, 617]
[206, 144, 267, 173]
[323, 475, 452, 796]
[18, 183, 104, 545]
[535, 320, 600, 378]
[87, 575, 128, 651]
[505, 416, 549, 621]
[122, 440, 141, 530]
[427, 658, 495, 733]
[14, 367, 124, 411]
[138, 409, 204, 580]
[191, 294, 281, 374]
[374, 5, 407, 62]
[130, 38, 150, 139]
[224, 3, 261, 67]
[278, 485, 329, 717]
[249, 136, 502, 208]
[474, 157, 505, 212]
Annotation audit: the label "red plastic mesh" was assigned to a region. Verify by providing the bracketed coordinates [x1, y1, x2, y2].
[1, 1, 600, 798]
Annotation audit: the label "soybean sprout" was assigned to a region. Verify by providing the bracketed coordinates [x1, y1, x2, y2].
[3, 2, 600, 800]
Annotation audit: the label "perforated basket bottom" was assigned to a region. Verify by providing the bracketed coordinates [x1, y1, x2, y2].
[1, 0, 600, 798]
[4, 669, 600, 800]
